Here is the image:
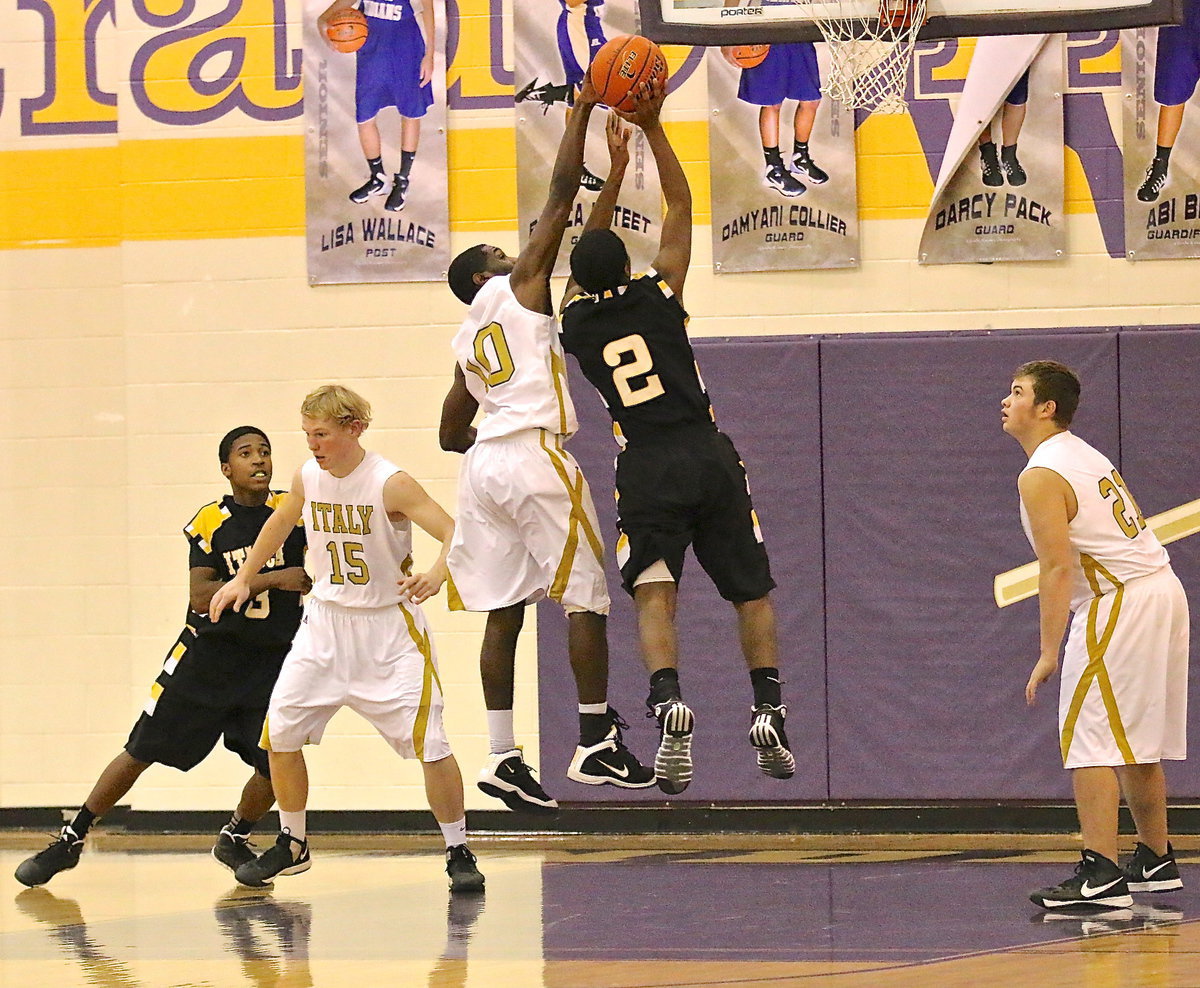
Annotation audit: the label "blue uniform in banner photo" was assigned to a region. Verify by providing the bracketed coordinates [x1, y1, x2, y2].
[356, 0, 433, 123]
[556, 0, 606, 89]
[1155, 0, 1200, 106]
[738, 42, 822, 105]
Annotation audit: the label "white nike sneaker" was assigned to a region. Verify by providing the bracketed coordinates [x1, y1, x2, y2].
[1030, 849, 1133, 910]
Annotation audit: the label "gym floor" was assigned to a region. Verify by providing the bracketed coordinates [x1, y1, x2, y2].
[1, 832, 1195, 987]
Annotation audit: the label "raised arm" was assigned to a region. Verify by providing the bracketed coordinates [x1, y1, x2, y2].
[385, 471, 456, 605]
[561, 113, 631, 312]
[1019, 467, 1075, 706]
[510, 76, 602, 314]
[210, 467, 307, 620]
[439, 363, 479, 453]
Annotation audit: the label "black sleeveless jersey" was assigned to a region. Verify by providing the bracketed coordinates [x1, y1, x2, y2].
[560, 272, 714, 444]
[184, 492, 306, 651]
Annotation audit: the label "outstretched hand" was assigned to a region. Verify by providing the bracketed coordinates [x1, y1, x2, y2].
[613, 75, 666, 130]
[605, 112, 631, 170]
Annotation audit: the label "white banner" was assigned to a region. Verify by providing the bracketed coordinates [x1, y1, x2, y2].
[514, 0, 663, 277]
[305, 0, 450, 285]
[1123, 8, 1200, 261]
[919, 35, 1065, 265]
[707, 43, 857, 272]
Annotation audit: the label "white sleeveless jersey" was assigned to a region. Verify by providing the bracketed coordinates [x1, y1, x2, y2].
[451, 274, 578, 441]
[302, 451, 413, 608]
[1020, 431, 1169, 610]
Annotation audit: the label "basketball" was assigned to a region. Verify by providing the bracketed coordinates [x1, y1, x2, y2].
[587, 35, 669, 112]
[325, 8, 368, 54]
[730, 44, 770, 69]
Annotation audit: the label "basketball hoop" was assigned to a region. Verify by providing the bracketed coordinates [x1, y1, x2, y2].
[795, 0, 927, 113]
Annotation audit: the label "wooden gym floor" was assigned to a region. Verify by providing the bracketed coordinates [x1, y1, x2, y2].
[1, 832, 1197, 987]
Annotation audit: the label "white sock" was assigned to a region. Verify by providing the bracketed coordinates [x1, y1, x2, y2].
[486, 710, 516, 754]
[279, 810, 307, 846]
[578, 702, 608, 715]
[439, 816, 468, 848]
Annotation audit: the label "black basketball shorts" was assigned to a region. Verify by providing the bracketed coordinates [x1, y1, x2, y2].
[124, 684, 271, 776]
[613, 429, 776, 602]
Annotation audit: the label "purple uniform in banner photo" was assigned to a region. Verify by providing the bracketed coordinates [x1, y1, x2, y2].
[737, 42, 822, 105]
[1154, 0, 1200, 107]
[356, 0, 434, 121]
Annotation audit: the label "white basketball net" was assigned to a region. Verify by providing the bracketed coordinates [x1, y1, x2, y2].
[794, 0, 927, 113]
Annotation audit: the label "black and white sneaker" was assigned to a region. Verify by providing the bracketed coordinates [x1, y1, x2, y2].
[212, 826, 257, 874]
[567, 709, 656, 788]
[14, 826, 84, 887]
[1030, 849, 1133, 910]
[349, 174, 387, 204]
[445, 844, 486, 895]
[1001, 145, 1027, 186]
[385, 174, 409, 212]
[1123, 841, 1182, 893]
[580, 167, 605, 191]
[650, 700, 695, 795]
[749, 704, 795, 779]
[791, 151, 829, 185]
[1137, 159, 1168, 203]
[979, 142, 1004, 187]
[233, 831, 310, 888]
[477, 749, 559, 815]
[765, 164, 805, 197]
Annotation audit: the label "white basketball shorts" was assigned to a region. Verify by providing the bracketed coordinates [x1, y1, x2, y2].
[446, 429, 609, 615]
[1059, 565, 1189, 769]
[264, 597, 451, 762]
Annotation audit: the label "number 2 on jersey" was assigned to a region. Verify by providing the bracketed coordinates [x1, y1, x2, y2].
[326, 541, 370, 585]
[604, 334, 665, 407]
[1098, 469, 1146, 539]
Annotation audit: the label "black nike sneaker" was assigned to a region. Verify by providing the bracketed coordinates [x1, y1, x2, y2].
[979, 141, 1004, 187]
[385, 174, 409, 212]
[477, 749, 559, 815]
[1123, 841, 1182, 893]
[349, 174, 386, 204]
[650, 699, 695, 795]
[567, 708, 656, 788]
[1138, 158, 1169, 203]
[749, 703, 795, 779]
[1030, 849, 1133, 910]
[1001, 145, 1027, 186]
[765, 163, 805, 197]
[445, 844, 486, 894]
[234, 831, 310, 888]
[14, 826, 84, 887]
[580, 167, 605, 191]
[791, 150, 829, 185]
[212, 826, 257, 874]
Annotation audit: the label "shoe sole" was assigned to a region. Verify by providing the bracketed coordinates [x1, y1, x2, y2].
[655, 733, 693, 795]
[384, 199, 406, 212]
[1127, 878, 1183, 893]
[450, 876, 486, 894]
[566, 768, 658, 788]
[1031, 892, 1134, 910]
[235, 858, 309, 889]
[765, 182, 805, 198]
[348, 186, 387, 204]
[750, 720, 795, 779]
[477, 781, 559, 815]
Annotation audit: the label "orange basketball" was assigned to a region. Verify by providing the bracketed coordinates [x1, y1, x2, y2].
[587, 35, 669, 112]
[731, 44, 770, 69]
[325, 8, 368, 54]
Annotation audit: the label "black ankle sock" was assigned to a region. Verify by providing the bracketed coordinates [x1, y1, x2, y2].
[70, 807, 97, 838]
[763, 146, 783, 169]
[399, 150, 416, 178]
[1155, 145, 1172, 165]
[793, 140, 809, 158]
[579, 711, 611, 746]
[367, 155, 384, 177]
[227, 813, 255, 837]
[750, 667, 782, 708]
[648, 668, 682, 706]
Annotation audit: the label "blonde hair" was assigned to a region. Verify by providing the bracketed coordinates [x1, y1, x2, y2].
[300, 384, 372, 430]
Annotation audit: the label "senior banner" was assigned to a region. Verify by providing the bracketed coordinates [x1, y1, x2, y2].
[514, 0, 663, 277]
[919, 35, 1064, 265]
[304, 0, 449, 285]
[1123, 0, 1200, 261]
[707, 43, 857, 272]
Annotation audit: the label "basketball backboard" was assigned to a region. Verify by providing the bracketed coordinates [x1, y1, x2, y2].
[639, 0, 1184, 43]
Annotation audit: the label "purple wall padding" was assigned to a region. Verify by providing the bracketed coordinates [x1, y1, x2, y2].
[821, 331, 1120, 798]
[537, 339, 829, 801]
[1117, 328, 1200, 793]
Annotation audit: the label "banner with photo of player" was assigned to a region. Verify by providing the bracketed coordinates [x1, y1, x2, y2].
[919, 35, 1064, 266]
[1123, 1, 1200, 261]
[514, 0, 663, 278]
[304, 0, 449, 285]
[707, 43, 857, 272]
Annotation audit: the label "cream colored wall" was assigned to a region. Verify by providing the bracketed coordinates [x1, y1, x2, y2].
[2, 2, 1199, 816]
